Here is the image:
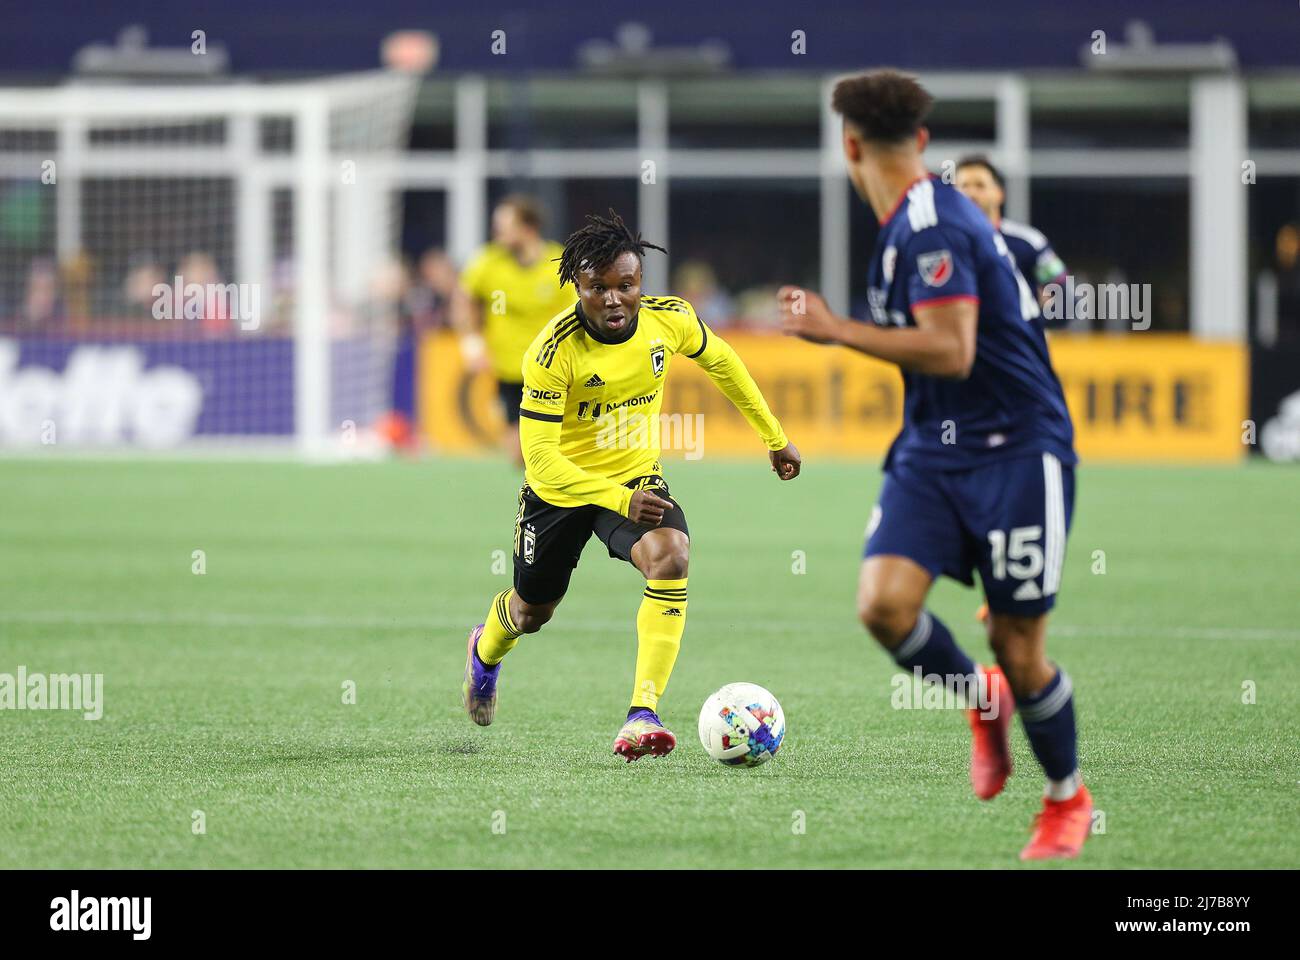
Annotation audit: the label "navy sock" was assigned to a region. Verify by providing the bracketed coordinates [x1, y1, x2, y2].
[891, 611, 977, 685]
[1018, 668, 1078, 781]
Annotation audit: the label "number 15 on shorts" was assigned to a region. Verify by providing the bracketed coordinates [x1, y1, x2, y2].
[987, 526, 1044, 582]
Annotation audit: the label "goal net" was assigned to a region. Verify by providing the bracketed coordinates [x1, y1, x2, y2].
[0, 71, 417, 455]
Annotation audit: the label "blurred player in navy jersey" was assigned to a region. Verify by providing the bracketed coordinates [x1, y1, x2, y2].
[955, 156, 1068, 322]
[778, 69, 1091, 860]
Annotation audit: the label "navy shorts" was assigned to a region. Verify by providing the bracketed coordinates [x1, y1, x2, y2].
[864, 453, 1075, 616]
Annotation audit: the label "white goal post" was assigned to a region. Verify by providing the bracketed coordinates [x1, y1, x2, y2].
[0, 71, 417, 456]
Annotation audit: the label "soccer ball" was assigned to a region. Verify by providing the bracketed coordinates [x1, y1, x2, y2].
[697, 682, 785, 767]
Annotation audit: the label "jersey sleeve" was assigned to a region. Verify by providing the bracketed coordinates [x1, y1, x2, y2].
[518, 341, 568, 420]
[675, 300, 711, 359]
[678, 301, 788, 452]
[904, 224, 980, 311]
[1034, 243, 1067, 288]
[518, 340, 635, 517]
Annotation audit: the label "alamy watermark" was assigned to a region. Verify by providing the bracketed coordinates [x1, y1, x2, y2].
[50, 891, 150, 940]
[0, 666, 103, 720]
[1041, 276, 1151, 330]
[891, 667, 998, 717]
[152, 275, 261, 330]
[594, 408, 705, 460]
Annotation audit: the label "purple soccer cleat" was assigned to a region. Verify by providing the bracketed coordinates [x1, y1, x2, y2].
[460, 624, 500, 726]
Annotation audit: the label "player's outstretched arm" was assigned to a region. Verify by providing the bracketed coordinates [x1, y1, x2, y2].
[777, 286, 976, 379]
[685, 324, 799, 479]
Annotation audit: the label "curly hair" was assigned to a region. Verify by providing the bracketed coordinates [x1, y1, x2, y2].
[831, 69, 934, 144]
[556, 209, 666, 287]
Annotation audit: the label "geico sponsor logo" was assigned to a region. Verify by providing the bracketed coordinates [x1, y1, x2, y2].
[525, 388, 563, 400]
[0, 339, 202, 447]
[50, 890, 151, 940]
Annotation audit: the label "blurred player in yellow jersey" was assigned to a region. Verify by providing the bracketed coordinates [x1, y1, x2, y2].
[459, 210, 803, 760]
[453, 195, 574, 466]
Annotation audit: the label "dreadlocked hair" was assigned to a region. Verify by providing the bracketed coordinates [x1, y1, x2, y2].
[556, 209, 666, 287]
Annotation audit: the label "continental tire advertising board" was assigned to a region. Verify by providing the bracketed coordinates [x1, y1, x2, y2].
[419, 332, 1247, 463]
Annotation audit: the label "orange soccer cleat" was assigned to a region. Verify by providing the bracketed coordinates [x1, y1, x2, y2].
[1020, 785, 1094, 861]
[968, 665, 1014, 800]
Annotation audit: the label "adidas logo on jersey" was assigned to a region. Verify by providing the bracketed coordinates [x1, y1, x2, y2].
[584, 373, 606, 388]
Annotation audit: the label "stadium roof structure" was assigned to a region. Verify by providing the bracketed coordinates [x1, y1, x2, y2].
[0, 0, 1295, 79]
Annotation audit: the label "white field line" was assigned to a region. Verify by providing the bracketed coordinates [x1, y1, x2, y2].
[0, 610, 1297, 642]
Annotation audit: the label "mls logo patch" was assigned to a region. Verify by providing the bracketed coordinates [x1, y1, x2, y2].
[917, 250, 953, 288]
[523, 525, 536, 565]
[882, 245, 898, 284]
[650, 345, 665, 378]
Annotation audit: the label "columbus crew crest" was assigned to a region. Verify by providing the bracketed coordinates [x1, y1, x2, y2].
[917, 249, 954, 287]
[650, 345, 666, 378]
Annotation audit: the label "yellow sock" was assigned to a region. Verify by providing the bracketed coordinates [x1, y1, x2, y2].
[631, 578, 688, 710]
[477, 589, 521, 665]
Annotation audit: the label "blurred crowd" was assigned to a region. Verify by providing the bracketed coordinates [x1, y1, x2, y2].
[6, 225, 1300, 342]
[2, 247, 797, 337]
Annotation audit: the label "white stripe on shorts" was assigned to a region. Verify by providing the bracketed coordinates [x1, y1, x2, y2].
[1042, 452, 1065, 596]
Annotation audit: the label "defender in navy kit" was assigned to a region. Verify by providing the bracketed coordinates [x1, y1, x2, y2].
[778, 69, 1090, 861]
[954, 155, 1069, 324]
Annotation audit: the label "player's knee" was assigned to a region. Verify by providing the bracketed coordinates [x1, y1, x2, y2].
[857, 593, 918, 647]
[637, 532, 689, 580]
[510, 597, 556, 634]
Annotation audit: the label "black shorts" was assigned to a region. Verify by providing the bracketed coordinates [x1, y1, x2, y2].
[512, 475, 690, 604]
[498, 380, 523, 426]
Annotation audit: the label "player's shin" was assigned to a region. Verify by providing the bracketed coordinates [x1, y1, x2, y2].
[891, 610, 979, 695]
[1017, 668, 1081, 798]
[478, 588, 522, 664]
[630, 578, 688, 710]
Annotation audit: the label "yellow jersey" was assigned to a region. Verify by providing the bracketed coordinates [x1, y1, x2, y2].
[459, 241, 573, 382]
[518, 296, 788, 514]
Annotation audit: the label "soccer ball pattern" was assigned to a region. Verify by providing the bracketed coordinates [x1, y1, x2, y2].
[698, 682, 786, 766]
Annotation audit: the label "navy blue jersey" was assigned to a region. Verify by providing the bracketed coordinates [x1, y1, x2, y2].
[1000, 218, 1066, 295]
[865, 175, 1076, 471]
[1000, 218, 1068, 330]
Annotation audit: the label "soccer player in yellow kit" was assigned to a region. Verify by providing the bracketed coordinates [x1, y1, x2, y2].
[460, 210, 802, 760]
[453, 195, 574, 466]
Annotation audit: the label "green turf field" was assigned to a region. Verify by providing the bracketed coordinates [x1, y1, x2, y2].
[1, 457, 1296, 869]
